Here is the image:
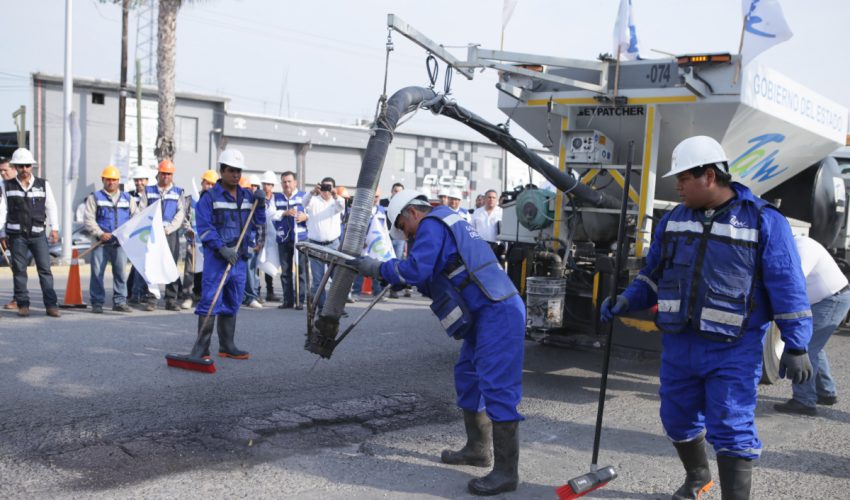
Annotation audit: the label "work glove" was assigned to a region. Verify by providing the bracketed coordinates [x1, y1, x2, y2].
[600, 295, 629, 322]
[218, 246, 239, 266]
[253, 188, 265, 204]
[779, 348, 813, 384]
[353, 256, 383, 279]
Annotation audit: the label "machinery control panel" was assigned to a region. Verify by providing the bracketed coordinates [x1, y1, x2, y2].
[564, 130, 614, 164]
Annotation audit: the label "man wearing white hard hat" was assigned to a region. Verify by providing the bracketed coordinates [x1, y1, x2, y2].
[352, 190, 525, 496]
[446, 187, 470, 222]
[0, 148, 61, 317]
[190, 149, 266, 360]
[258, 170, 280, 302]
[438, 187, 450, 206]
[127, 166, 155, 306]
[600, 135, 813, 499]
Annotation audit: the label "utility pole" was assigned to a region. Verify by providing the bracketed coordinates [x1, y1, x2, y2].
[136, 58, 143, 165]
[61, 0, 74, 262]
[118, 0, 129, 141]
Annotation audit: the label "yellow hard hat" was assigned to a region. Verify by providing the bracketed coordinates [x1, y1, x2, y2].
[201, 169, 219, 184]
[238, 176, 251, 188]
[158, 159, 176, 173]
[101, 165, 121, 180]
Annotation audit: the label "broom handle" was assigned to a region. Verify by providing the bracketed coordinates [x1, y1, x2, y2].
[591, 141, 634, 469]
[198, 197, 259, 334]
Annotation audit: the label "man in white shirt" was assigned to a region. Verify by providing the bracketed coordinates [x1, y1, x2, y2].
[775, 236, 850, 416]
[303, 176, 345, 309]
[0, 148, 61, 317]
[471, 189, 504, 259]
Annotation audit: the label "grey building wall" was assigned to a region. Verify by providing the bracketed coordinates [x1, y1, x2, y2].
[34, 75, 515, 218]
[33, 74, 225, 211]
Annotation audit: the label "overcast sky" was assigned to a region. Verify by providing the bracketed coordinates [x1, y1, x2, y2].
[2, 0, 849, 146]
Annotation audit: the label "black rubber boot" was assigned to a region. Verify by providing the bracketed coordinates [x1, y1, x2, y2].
[441, 411, 493, 467]
[190, 315, 215, 359]
[717, 455, 753, 500]
[468, 421, 519, 496]
[217, 314, 250, 359]
[672, 436, 714, 499]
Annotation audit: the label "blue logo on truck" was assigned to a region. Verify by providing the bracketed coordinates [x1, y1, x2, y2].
[729, 133, 788, 183]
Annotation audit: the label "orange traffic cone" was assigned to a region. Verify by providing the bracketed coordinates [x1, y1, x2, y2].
[60, 248, 87, 308]
[362, 277, 373, 296]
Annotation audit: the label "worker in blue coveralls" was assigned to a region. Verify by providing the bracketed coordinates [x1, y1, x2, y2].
[191, 148, 265, 360]
[352, 190, 525, 496]
[600, 136, 813, 500]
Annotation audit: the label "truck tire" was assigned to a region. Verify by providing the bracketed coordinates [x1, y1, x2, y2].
[761, 322, 784, 384]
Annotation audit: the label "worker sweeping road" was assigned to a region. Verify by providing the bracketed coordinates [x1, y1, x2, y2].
[193, 149, 265, 360]
[601, 136, 813, 500]
[352, 190, 525, 496]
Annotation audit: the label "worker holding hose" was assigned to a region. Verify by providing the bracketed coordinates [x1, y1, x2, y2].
[353, 190, 525, 496]
[193, 149, 266, 360]
[601, 135, 813, 500]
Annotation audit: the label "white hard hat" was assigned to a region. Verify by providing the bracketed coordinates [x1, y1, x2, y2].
[665, 136, 729, 178]
[248, 174, 262, 187]
[10, 148, 36, 165]
[130, 167, 150, 179]
[218, 148, 246, 170]
[261, 170, 277, 185]
[447, 187, 463, 200]
[438, 187, 450, 197]
[388, 190, 430, 240]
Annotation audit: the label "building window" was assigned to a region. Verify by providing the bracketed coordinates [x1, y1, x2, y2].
[396, 148, 416, 173]
[91, 92, 105, 105]
[175, 116, 198, 153]
[484, 157, 502, 179]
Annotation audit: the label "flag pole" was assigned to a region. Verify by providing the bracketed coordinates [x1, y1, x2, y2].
[613, 47, 622, 99]
[733, 12, 748, 85]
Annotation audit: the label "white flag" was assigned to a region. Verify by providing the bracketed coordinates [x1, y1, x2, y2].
[363, 215, 396, 261]
[740, 0, 792, 67]
[258, 214, 280, 277]
[502, 0, 518, 30]
[613, 0, 641, 61]
[113, 200, 179, 298]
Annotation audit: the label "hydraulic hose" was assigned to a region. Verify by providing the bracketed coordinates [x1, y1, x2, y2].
[436, 101, 621, 210]
[306, 86, 437, 358]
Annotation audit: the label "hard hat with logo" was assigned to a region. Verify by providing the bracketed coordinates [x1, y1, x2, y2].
[261, 170, 277, 185]
[201, 169, 219, 184]
[447, 187, 463, 200]
[10, 148, 37, 165]
[336, 186, 350, 199]
[218, 149, 246, 170]
[101, 165, 121, 180]
[387, 190, 430, 240]
[665, 136, 729, 178]
[238, 176, 252, 188]
[158, 159, 176, 173]
[248, 174, 262, 187]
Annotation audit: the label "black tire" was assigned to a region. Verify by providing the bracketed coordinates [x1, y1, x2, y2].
[761, 322, 784, 384]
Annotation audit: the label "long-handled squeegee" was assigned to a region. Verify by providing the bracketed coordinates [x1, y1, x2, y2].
[557, 142, 634, 499]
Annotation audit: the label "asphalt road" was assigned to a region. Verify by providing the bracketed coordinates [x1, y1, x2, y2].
[1, 266, 848, 499]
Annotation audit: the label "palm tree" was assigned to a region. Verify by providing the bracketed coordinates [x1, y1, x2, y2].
[155, 0, 182, 161]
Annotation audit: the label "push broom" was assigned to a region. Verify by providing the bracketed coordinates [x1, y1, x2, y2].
[557, 142, 634, 499]
[165, 197, 259, 373]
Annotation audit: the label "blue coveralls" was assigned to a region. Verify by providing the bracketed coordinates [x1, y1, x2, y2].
[194, 182, 265, 316]
[621, 182, 812, 459]
[380, 206, 526, 422]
